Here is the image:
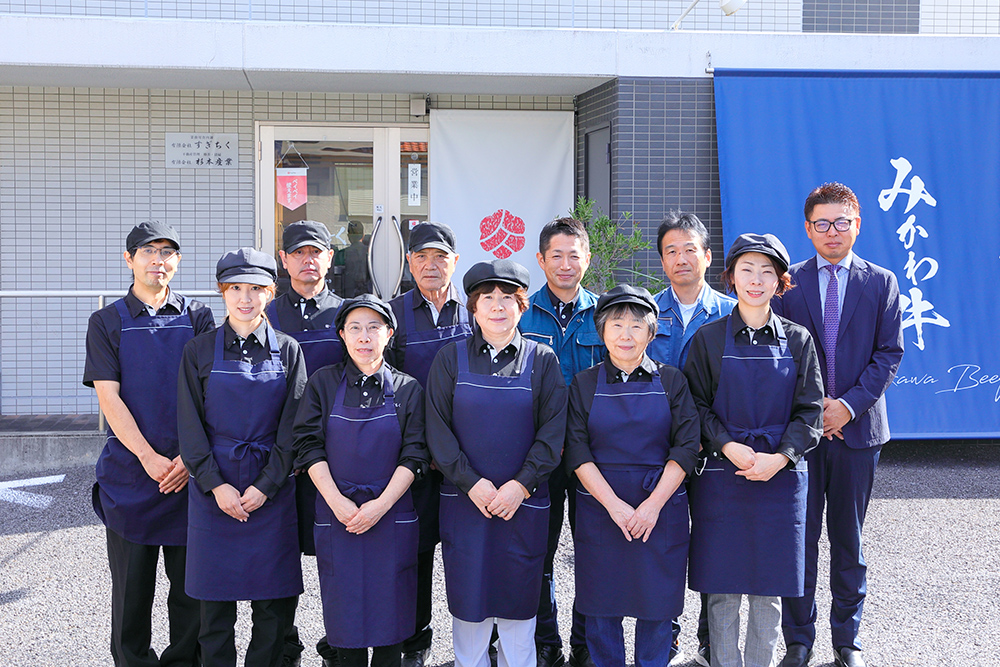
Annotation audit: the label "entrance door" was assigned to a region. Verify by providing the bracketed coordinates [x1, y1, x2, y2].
[257, 124, 430, 299]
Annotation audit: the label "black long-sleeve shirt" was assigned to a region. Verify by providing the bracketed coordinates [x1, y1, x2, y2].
[84, 287, 216, 386]
[385, 283, 466, 373]
[564, 354, 702, 476]
[292, 359, 429, 476]
[424, 329, 568, 496]
[269, 285, 343, 337]
[178, 320, 308, 499]
[682, 308, 823, 465]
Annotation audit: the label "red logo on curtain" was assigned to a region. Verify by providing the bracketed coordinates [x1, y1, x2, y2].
[479, 209, 525, 259]
[276, 168, 308, 211]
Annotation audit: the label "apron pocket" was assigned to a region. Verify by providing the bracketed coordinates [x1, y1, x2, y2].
[508, 500, 549, 561]
[574, 488, 604, 546]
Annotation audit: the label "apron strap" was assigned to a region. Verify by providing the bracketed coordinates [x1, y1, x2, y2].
[266, 299, 283, 331]
[403, 290, 417, 332]
[263, 322, 283, 363]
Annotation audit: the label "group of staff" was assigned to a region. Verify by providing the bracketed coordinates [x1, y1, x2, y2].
[85, 181, 903, 667]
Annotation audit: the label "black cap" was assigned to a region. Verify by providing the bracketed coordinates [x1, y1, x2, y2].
[126, 221, 180, 252]
[216, 248, 277, 286]
[282, 221, 331, 252]
[409, 222, 457, 253]
[725, 233, 790, 275]
[462, 259, 530, 294]
[335, 294, 398, 332]
[596, 284, 659, 318]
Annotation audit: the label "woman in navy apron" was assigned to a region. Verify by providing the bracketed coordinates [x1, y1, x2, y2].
[178, 248, 308, 667]
[563, 285, 701, 667]
[683, 234, 823, 667]
[292, 293, 429, 667]
[425, 260, 568, 667]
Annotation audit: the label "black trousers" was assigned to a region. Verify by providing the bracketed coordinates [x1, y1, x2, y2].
[535, 465, 586, 649]
[106, 527, 200, 667]
[283, 603, 336, 661]
[401, 549, 435, 653]
[200, 596, 297, 667]
[337, 643, 403, 667]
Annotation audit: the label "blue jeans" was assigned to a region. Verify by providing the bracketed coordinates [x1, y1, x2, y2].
[585, 616, 671, 667]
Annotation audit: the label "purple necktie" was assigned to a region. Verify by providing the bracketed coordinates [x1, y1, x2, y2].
[823, 264, 841, 397]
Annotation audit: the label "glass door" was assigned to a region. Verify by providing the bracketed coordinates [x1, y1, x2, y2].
[257, 124, 429, 300]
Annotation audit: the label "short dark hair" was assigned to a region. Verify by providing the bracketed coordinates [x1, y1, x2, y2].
[804, 182, 861, 221]
[539, 217, 589, 256]
[656, 211, 710, 257]
[719, 256, 793, 296]
[467, 281, 530, 316]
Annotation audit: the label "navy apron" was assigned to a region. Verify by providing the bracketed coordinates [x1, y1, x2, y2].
[575, 363, 689, 620]
[92, 297, 194, 546]
[267, 298, 342, 556]
[185, 325, 303, 601]
[439, 338, 550, 623]
[314, 364, 418, 649]
[688, 317, 808, 598]
[401, 290, 473, 553]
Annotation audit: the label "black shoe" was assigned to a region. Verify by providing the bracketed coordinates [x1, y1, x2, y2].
[568, 646, 595, 667]
[833, 647, 866, 667]
[778, 643, 813, 667]
[693, 642, 710, 667]
[320, 645, 340, 667]
[402, 648, 429, 667]
[537, 645, 565, 667]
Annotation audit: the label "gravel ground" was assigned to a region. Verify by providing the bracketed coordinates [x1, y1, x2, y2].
[1, 441, 997, 666]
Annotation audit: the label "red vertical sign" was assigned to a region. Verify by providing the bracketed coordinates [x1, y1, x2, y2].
[276, 168, 308, 210]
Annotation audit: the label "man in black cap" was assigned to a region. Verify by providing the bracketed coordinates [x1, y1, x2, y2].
[268, 220, 345, 667]
[84, 221, 216, 667]
[386, 222, 471, 667]
[518, 217, 603, 667]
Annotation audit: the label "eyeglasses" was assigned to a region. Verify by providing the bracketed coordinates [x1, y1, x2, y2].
[138, 245, 178, 259]
[344, 323, 388, 337]
[808, 218, 855, 233]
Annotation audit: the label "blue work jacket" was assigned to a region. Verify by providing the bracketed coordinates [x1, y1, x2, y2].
[647, 285, 736, 369]
[519, 287, 605, 386]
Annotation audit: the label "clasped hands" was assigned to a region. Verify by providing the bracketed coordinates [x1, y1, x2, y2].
[721, 442, 788, 482]
[212, 483, 268, 522]
[468, 478, 528, 521]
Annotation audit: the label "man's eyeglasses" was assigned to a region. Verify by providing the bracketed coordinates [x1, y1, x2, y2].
[808, 218, 855, 233]
[138, 245, 179, 259]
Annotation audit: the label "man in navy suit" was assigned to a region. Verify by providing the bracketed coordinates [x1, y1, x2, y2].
[774, 183, 904, 667]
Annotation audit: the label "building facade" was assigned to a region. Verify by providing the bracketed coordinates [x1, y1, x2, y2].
[0, 0, 996, 422]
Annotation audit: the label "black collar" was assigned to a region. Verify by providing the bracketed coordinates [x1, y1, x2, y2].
[344, 358, 384, 387]
[125, 286, 183, 317]
[413, 283, 463, 310]
[223, 320, 267, 349]
[474, 329, 522, 356]
[546, 284, 579, 312]
[604, 354, 657, 383]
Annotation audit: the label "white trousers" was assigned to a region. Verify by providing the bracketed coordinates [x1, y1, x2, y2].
[452, 616, 537, 667]
[707, 593, 781, 667]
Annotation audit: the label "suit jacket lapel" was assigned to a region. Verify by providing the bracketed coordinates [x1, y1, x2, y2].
[838, 255, 868, 338]
[799, 257, 825, 340]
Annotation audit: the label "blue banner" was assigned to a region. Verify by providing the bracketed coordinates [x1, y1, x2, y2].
[715, 70, 1000, 438]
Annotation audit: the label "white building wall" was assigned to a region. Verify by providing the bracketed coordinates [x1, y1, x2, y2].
[0, 0, 804, 31]
[0, 88, 572, 414]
